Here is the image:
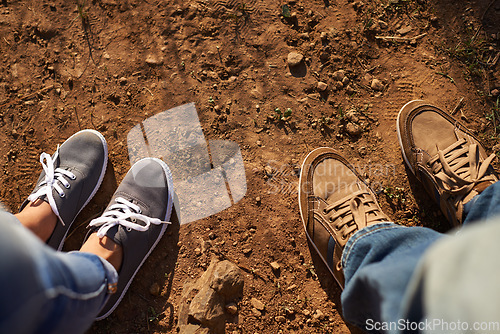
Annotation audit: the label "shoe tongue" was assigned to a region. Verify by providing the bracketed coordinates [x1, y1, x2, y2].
[325, 181, 362, 204]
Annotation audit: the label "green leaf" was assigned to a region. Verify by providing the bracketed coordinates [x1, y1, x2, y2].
[282, 5, 291, 18]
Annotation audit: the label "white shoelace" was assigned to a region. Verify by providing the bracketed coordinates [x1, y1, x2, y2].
[28, 148, 76, 225]
[89, 197, 170, 238]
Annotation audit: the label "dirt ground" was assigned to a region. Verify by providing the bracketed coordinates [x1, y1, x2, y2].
[0, 0, 499, 333]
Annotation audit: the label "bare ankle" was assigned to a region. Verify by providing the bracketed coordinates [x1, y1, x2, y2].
[80, 233, 123, 271]
[15, 199, 57, 242]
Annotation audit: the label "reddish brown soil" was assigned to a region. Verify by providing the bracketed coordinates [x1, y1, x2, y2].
[0, 0, 499, 333]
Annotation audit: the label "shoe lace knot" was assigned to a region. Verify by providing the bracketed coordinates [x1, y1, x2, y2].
[89, 197, 170, 238]
[27, 148, 76, 225]
[324, 189, 388, 242]
[429, 138, 497, 212]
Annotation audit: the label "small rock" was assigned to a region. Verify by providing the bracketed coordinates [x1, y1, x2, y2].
[145, 54, 163, 65]
[320, 32, 328, 42]
[287, 52, 304, 67]
[270, 261, 281, 271]
[275, 315, 286, 323]
[149, 282, 161, 296]
[242, 248, 252, 255]
[313, 309, 324, 320]
[255, 196, 261, 204]
[397, 25, 412, 35]
[303, 309, 311, 316]
[317, 81, 328, 92]
[256, 140, 262, 146]
[194, 247, 202, 256]
[251, 308, 262, 317]
[118, 77, 127, 85]
[226, 303, 238, 315]
[332, 70, 346, 81]
[346, 123, 362, 136]
[371, 78, 384, 91]
[264, 165, 273, 176]
[345, 85, 356, 95]
[299, 32, 310, 39]
[491, 89, 499, 97]
[332, 81, 344, 91]
[251, 298, 265, 311]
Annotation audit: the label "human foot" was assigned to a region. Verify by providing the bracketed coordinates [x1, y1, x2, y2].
[19, 130, 107, 249]
[397, 100, 498, 226]
[298, 147, 390, 287]
[86, 157, 174, 320]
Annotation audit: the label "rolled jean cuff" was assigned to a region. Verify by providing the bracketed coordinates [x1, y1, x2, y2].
[341, 222, 397, 269]
[69, 252, 119, 296]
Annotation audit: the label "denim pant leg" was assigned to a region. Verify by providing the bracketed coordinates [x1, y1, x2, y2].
[0, 211, 118, 334]
[462, 181, 500, 226]
[341, 181, 500, 333]
[341, 223, 443, 331]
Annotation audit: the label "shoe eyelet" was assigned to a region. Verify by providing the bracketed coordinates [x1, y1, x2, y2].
[138, 209, 142, 214]
[71, 175, 76, 180]
[329, 217, 333, 222]
[126, 227, 132, 232]
[64, 184, 70, 189]
[60, 193, 65, 198]
[323, 209, 327, 214]
[132, 218, 136, 223]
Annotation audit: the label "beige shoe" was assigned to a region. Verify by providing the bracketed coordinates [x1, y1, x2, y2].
[397, 100, 498, 226]
[298, 147, 390, 287]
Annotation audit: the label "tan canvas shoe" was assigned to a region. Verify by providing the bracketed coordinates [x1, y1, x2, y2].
[397, 100, 498, 226]
[298, 147, 390, 287]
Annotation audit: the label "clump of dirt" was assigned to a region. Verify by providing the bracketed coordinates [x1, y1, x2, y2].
[0, 0, 498, 333]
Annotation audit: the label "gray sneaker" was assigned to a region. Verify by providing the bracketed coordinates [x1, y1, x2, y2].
[87, 157, 174, 320]
[21, 129, 108, 250]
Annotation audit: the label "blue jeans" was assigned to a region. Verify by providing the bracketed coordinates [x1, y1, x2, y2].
[341, 181, 500, 333]
[0, 211, 118, 334]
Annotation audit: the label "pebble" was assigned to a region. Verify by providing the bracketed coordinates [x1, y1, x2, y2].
[346, 123, 362, 136]
[149, 282, 161, 296]
[145, 55, 163, 65]
[275, 315, 286, 323]
[255, 196, 261, 204]
[317, 81, 328, 91]
[371, 78, 384, 91]
[313, 309, 324, 320]
[252, 308, 262, 317]
[270, 261, 281, 271]
[256, 140, 262, 146]
[332, 70, 345, 81]
[242, 248, 252, 255]
[118, 77, 127, 85]
[320, 32, 328, 41]
[194, 247, 202, 256]
[491, 89, 499, 97]
[264, 165, 273, 176]
[299, 32, 310, 39]
[287, 52, 304, 67]
[345, 85, 356, 95]
[251, 297, 265, 311]
[226, 303, 238, 315]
